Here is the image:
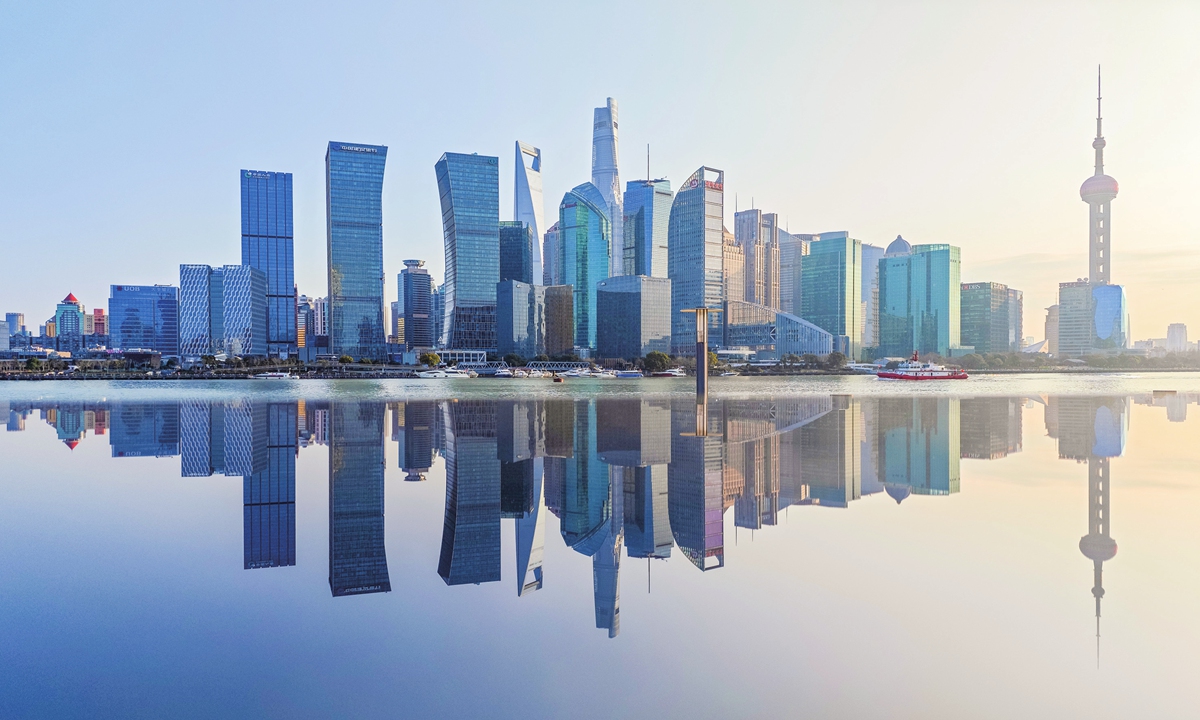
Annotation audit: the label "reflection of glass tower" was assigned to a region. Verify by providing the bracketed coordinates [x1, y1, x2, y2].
[393, 401, 435, 482]
[438, 401, 501, 586]
[110, 403, 181, 458]
[668, 398, 725, 571]
[876, 397, 960, 502]
[798, 396, 862, 508]
[244, 403, 297, 569]
[959, 397, 1022, 460]
[328, 402, 390, 596]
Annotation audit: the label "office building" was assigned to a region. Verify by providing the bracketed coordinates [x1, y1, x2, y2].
[54, 293, 85, 352]
[723, 301, 834, 359]
[722, 228, 744, 305]
[1045, 305, 1060, 355]
[592, 98, 622, 277]
[395, 259, 434, 351]
[1167, 324, 1188, 353]
[595, 275, 671, 360]
[668, 167, 725, 355]
[179, 264, 268, 358]
[499, 221, 534, 285]
[312, 296, 328, 337]
[514, 141, 545, 284]
[800, 231, 862, 358]
[1056, 280, 1128, 357]
[733, 209, 781, 309]
[622, 179, 672, 277]
[109, 285, 179, 356]
[0, 321, 8, 351]
[961, 282, 1024, 353]
[542, 222, 561, 286]
[326, 142, 387, 361]
[558, 182, 611, 351]
[296, 295, 314, 348]
[241, 170, 296, 357]
[436, 152, 500, 351]
[497, 281, 574, 359]
[779, 233, 813, 315]
[860, 243, 885, 350]
[5, 313, 25, 335]
[328, 402, 391, 596]
[438, 401, 502, 586]
[877, 239, 965, 357]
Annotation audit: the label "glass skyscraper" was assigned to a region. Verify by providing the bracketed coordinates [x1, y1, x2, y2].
[558, 182, 611, 352]
[622, 179, 672, 278]
[877, 242, 963, 357]
[800, 232, 862, 358]
[498, 221, 534, 285]
[961, 282, 1024, 353]
[667, 167, 725, 356]
[241, 170, 296, 358]
[326, 142, 387, 361]
[179, 264, 267, 357]
[435, 152, 499, 351]
[397, 259, 434, 351]
[108, 285, 179, 356]
[595, 275, 671, 360]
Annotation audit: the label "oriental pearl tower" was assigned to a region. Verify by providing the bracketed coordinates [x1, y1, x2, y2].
[1079, 453, 1117, 667]
[1080, 68, 1119, 285]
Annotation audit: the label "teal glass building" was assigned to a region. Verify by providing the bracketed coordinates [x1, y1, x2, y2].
[799, 232, 862, 358]
[326, 142, 387, 361]
[961, 282, 1023, 353]
[499, 221, 534, 284]
[558, 182, 611, 351]
[436, 152, 499, 351]
[241, 170, 295, 358]
[622, 179, 672, 278]
[877, 241, 963, 357]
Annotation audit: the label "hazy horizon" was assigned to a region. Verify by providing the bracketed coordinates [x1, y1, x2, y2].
[2, 1, 1197, 341]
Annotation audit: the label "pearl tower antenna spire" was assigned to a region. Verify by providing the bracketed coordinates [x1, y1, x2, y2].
[1080, 65, 1118, 285]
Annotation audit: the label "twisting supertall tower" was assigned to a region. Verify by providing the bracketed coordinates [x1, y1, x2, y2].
[1080, 68, 1119, 285]
[592, 98, 622, 277]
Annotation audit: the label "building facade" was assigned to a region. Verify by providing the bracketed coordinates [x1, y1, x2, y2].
[179, 264, 268, 358]
[595, 275, 672, 360]
[733, 209, 781, 310]
[668, 167, 725, 356]
[860, 242, 885, 351]
[514, 141, 545, 284]
[622, 179, 673, 278]
[109, 284, 179, 356]
[800, 231, 862, 358]
[326, 142, 387, 361]
[499, 221, 534, 285]
[558, 182, 611, 352]
[591, 98, 622, 277]
[961, 282, 1024, 353]
[436, 152, 500, 351]
[1056, 280, 1129, 357]
[779, 232, 813, 315]
[542, 222, 561, 287]
[241, 170, 296, 357]
[877, 240, 964, 357]
[723, 301, 834, 359]
[397, 259, 434, 351]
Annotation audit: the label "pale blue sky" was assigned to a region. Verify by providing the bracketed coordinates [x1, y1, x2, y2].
[2, 1, 1197, 337]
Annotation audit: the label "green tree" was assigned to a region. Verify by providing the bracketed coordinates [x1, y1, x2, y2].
[503, 353, 526, 367]
[825, 351, 847, 369]
[708, 351, 719, 368]
[337, 355, 353, 364]
[24, 358, 41, 371]
[418, 351, 441, 367]
[643, 351, 671, 374]
[801, 354, 818, 366]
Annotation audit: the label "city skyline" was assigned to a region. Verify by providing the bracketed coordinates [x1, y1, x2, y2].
[3, 4, 1197, 337]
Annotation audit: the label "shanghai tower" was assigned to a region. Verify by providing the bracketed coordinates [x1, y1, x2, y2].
[592, 98, 622, 277]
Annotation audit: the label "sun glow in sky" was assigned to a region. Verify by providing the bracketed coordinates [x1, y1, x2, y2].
[1, 1, 1197, 338]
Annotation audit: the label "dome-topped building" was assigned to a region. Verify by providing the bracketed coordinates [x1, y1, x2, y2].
[885, 235, 911, 257]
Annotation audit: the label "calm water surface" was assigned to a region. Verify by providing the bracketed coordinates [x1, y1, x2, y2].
[1, 375, 1199, 718]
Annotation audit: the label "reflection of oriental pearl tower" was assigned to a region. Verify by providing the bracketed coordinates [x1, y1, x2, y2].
[1079, 455, 1117, 666]
[1080, 67, 1119, 285]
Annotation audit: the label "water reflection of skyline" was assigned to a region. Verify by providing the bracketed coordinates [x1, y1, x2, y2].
[4, 392, 1196, 644]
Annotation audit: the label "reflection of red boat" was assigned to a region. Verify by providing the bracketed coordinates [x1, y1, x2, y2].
[877, 352, 969, 381]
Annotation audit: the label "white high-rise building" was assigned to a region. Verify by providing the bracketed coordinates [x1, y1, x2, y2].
[514, 141, 545, 285]
[1167, 323, 1188, 353]
[592, 98, 622, 277]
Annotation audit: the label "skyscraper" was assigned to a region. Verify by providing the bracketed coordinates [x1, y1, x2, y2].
[436, 152, 500, 351]
[595, 275, 672, 360]
[591, 98, 622, 277]
[514, 141, 545, 284]
[179, 264, 214, 357]
[5, 313, 25, 335]
[779, 233, 813, 315]
[498, 221, 534, 285]
[241, 170, 296, 358]
[961, 282, 1024, 353]
[542, 222, 561, 286]
[326, 142, 387, 361]
[800, 232, 862, 358]
[733, 209, 781, 309]
[877, 240, 964, 357]
[54, 293, 85, 352]
[668, 167, 725, 356]
[1166, 324, 1188, 353]
[860, 243, 885, 350]
[558, 182, 612, 352]
[622, 179, 673, 277]
[397, 259, 434, 351]
[109, 285, 179, 356]
[179, 264, 268, 358]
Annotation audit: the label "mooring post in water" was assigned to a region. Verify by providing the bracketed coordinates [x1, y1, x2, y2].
[681, 307, 721, 399]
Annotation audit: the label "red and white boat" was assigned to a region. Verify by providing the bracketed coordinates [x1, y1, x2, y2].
[877, 352, 968, 381]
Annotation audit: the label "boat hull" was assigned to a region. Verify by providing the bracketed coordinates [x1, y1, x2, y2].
[877, 371, 969, 380]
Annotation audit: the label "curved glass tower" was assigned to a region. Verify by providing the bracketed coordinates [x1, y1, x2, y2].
[558, 182, 611, 351]
[436, 152, 500, 351]
[326, 142, 387, 361]
[592, 98, 622, 277]
[514, 142, 544, 284]
[667, 167, 725, 355]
